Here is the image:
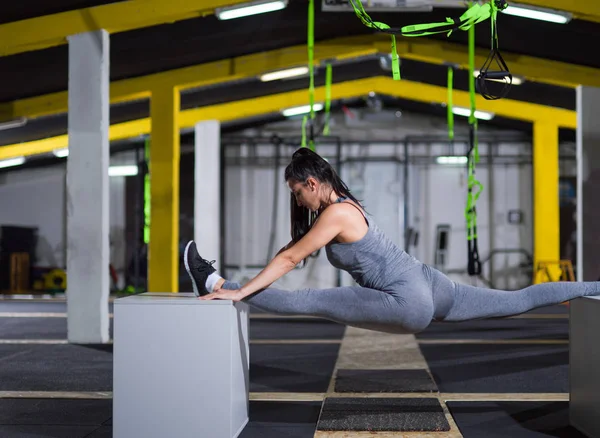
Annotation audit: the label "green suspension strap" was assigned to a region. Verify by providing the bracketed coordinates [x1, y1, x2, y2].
[465, 20, 483, 277]
[447, 65, 455, 151]
[302, 0, 317, 151]
[323, 63, 333, 135]
[348, 0, 510, 91]
[143, 137, 151, 245]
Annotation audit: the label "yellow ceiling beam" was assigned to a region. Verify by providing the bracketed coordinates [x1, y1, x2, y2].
[0, 79, 378, 161]
[1, 34, 594, 123]
[519, 0, 600, 23]
[388, 38, 599, 89]
[0, 76, 576, 162]
[0, 0, 251, 57]
[373, 77, 576, 128]
[0, 35, 377, 121]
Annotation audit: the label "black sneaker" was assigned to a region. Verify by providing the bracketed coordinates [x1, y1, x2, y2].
[183, 240, 216, 297]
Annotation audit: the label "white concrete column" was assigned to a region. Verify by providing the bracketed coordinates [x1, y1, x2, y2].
[66, 30, 110, 344]
[194, 120, 221, 271]
[576, 86, 600, 281]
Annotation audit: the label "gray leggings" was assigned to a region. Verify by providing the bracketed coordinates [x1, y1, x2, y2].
[222, 264, 600, 334]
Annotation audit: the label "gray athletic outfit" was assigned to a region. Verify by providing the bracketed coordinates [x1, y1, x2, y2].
[221, 200, 600, 334]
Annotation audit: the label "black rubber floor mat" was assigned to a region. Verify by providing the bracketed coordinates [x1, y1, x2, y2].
[239, 425, 316, 438]
[417, 318, 567, 340]
[335, 369, 438, 393]
[0, 425, 104, 437]
[420, 343, 568, 393]
[86, 426, 112, 438]
[250, 344, 339, 392]
[0, 301, 114, 314]
[249, 401, 322, 423]
[0, 344, 112, 391]
[0, 317, 114, 339]
[250, 319, 345, 340]
[0, 398, 111, 425]
[447, 401, 587, 438]
[241, 401, 322, 437]
[317, 397, 450, 432]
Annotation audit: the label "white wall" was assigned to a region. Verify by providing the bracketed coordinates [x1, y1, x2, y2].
[0, 109, 554, 292]
[412, 144, 533, 289]
[220, 140, 533, 291]
[221, 109, 537, 290]
[0, 167, 66, 267]
[0, 156, 129, 287]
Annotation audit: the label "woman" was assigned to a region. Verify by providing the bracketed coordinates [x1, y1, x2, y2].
[184, 147, 599, 334]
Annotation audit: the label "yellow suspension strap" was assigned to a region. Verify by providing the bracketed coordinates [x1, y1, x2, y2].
[465, 18, 483, 277]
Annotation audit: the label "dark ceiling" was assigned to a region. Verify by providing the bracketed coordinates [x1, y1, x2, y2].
[0, 0, 591, 151]
[0, 1, 120, 25]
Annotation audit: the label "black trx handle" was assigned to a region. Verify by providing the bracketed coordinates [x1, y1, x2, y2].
[476, 49, 512, 100]
[466, 126, 482, 277]
[467, 234, 482, 276]
[476, 0, 512, 100]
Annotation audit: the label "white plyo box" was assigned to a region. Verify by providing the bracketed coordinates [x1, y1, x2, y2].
[570, 296, 600, 438]
[113, 292, 249, 438]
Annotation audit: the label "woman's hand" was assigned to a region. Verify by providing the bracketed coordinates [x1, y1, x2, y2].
[199, 289, 244, 302]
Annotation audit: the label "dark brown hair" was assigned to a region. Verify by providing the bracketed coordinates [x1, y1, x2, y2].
[284, 148, 364, 257]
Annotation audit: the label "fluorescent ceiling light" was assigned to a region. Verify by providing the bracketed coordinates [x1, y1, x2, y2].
[436, 156, 468, 165]
[53, 148, 69, 158]
[216, 0, 287, 20]
[0, 157, 25, 169]
[452, 107, 495, 121]
[282, 103, 324, 117]
[260, 66, 309, 82]
[474, 70, 524, 86]
[0, 117, 27, 132]
[109, 165, 138, 177]
[501, 4, 571, 24]
[49, 150, 138, 176]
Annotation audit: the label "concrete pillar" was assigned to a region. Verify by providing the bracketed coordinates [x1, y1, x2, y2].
[194, 120, 221, 271]
[576, 86, 600, 281]
[66, 30, 110, 344]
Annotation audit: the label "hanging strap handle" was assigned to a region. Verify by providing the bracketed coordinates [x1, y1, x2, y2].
[348, 0, 509, 86]
[476, 0, 512, 100]
[465, 14, 483, 277]
[323, 63, 333, 135]
[301, 0, 317, 150]
[447, 65, 455, 144]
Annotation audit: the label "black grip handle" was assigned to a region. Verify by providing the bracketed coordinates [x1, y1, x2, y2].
[480, 71, 512, 80]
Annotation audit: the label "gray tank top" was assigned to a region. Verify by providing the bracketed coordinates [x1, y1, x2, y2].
[325, 198, 421, 291]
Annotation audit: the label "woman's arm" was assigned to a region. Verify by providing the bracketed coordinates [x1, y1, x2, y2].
[275, 240, 293, 256]
[237, 207, 345, 299]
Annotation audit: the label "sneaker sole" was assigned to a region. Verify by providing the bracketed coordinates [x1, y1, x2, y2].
[183, 241, 200, 297]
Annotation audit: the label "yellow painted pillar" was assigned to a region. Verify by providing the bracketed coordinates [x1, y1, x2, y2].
[533, 122, 561, 282]
[148, 85, 180, 292]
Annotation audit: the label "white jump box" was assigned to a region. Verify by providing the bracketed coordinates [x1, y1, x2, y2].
[113, 293, 250, 438]
[570, 296, 600, 438]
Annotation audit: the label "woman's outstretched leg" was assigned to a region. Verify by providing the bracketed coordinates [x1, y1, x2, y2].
[428, 266, 600, 322]
[183, 241, 433, 334]
[217, 279, 433, 334]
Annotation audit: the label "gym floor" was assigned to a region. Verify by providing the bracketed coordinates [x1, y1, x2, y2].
[0, 298, 583, 438]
